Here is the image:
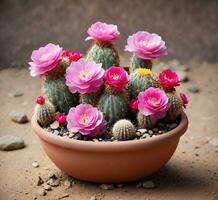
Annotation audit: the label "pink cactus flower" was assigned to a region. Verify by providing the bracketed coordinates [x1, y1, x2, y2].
[65, 58, 105, 94]
[85, 22, 120, 42]
[67, 104, 107, 137]
[62, 50, 83, 61]
[104, 66, 129, 91]
[125, 31, 168, 60]
[180, 93, 189, 108]
[158, 69, 180, 91]
[36, 96, 45, 105]
[29, 43, 63, 76]
[129, 99, 139, 112]
[56, 113, 67, 124]
[138, 87, 169, 119]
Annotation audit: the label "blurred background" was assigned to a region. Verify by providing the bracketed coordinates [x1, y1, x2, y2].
[0, 0, 218, 68]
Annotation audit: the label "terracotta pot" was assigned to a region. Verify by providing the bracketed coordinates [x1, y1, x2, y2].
[31, 112, 188, 183]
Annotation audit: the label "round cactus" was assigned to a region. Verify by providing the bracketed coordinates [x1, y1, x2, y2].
[112, 119, 136, 141]
[130, 54, 152, 73]
[43, 78, 79, 114]
[165, 92, 183, 122]
[137, 112, 157, 129]
[128, 68, 160, 99]
[98, 93, 129, 126]
[86, 42, 119, 69]
[35, 96, 56, 127]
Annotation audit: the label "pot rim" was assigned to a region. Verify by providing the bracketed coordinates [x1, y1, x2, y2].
[31, 112, 188, 152]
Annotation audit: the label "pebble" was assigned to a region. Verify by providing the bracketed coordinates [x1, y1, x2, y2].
[36, 176, 44, 186]
[32, 161, 39, 168]
[90, 195, 97, 200]
[137, 129, 148, 134]
[68, 133, 74, 138]
[9, 111, 28, 123]
[0, 135, 25, 151]
[148, 130, 153, 135]
[99, 184, 114, 190]
[43, 183, 52, 191]
[167, 123, 178, 129]
[37, 188, 46, 196]
[142, 180, 155, 189]
[50, 121, 60, 130]
[47, 178, 60, 187]
[136, 131, 142, 137]
[188, 86, 200, 93]
[208, 138, 218, 147]
[8, 92, 23, 97]
[142, 133, 150, 139]
[64, 179, 72, 188]
[57, 194, 69, 199]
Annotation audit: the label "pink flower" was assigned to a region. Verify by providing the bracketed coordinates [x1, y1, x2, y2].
[180, 93, 188, 108]
[104, 66, 129, 91]
[67, 104, 107, 137]
[56, 113, 67, 124]
[125, 31, 168, 60]
[36, 96, 45, 105]
[129, 99, 139, 112]
[62, 50, 83, 61]
[158, 69, 180, 91]
[29, 43, 63, 76]
[85, 22, 120, 42]
[65, 58, 105, 94]
[138, 87, 169, 119]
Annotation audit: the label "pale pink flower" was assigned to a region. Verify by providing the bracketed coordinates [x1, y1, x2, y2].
[29, 43, 63, 76]
[180, 93, 188, 108]
[125, 31, 167, 60]
[65, 58, 105, 94]
[67, 104, 107, 137]
[138, 87, 169, 119]
[85, 22, 120, 42]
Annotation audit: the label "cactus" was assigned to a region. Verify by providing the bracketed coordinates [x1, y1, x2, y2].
[130, 54, 152, 73]
[43, 78, 79, 114]
[35, 97, 56, 127]
[137, 112, 157, 129]
[165, 92, 183, 122]
[128, 68, 159, 99]
[98, 92, 129, 126]
[80, 92, 101, 106]
[86, 42, 119, 69]
[112, 119, 136, 141]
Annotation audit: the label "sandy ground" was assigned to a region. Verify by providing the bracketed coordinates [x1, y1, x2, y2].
[0, 61, 218, 200]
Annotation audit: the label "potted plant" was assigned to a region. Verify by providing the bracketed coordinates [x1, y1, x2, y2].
[30, 22, 189, 183]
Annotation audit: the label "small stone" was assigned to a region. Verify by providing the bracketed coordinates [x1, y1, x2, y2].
[57, 194, 70, 199]
[136, 182, 142, 188]
[8, 92, 23, 97]
[36, 176, 44, 186]
[90, 195, 97, 200]
[208, 138, 218, 147]
[148, 130, 153, 135]
[48, 178, 60, 187]
[142, 133, 149, 139]
[9, 111, 28, 123]
[177, 71, 188, 82]
[50, 121, 60, 130]
[53, 130, 59, 135]
[188, 86, 200, 93]
[158, 130, 163, 134]
[43, 184, 52, 191]
[167, 123, 177, 130]
[137, 129, 148, 134]
[116, 183, 123, 188]
[47, 172, 57, 179]
[37, 188, 46, 196]
[0, 135, 25, 151]
[136, 132, 142, 137]
[32, 161, 39, 168]
[68, 133, 74, 138]
[142, 180, 155, 189]
[64, 179, 72, 188]
[93, 138, 99, 142]
[100, 184, 114, 190]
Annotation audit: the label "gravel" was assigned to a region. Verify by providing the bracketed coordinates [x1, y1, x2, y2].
[0, 135, 25, 151]
[208, 138, 218, 147]
[32, 161, 39, 168]
[99, 184, 114, 190]
[9, 111, 28, 123]
[188, 86, 200, 93]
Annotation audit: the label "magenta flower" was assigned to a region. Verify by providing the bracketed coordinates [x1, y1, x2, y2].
[104, 66, 129, 91]
[180, 93, 188, 108]
[65, 58, 105, 94]
[55, 113, 67, 124]
[62, 50, 83, 61]
[125, 31, 168, 60]
[138, 87, 169, 119]
[67, 104, 107, 137]
[129, 99, 139, 112]
[29, 43, 63, 76]
[159, 69, 180, 91]
[85, 22, 120, 43]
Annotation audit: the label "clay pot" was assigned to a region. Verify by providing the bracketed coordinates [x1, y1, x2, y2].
[31, 112, 188, 183]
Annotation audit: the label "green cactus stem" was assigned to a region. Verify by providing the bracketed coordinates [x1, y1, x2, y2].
[80, 92, 101, 106]
[137, 112, 157, 129]
[130, 54, 152, 73]
[86, 42, 119, 69]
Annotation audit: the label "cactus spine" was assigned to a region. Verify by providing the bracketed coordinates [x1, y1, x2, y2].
[165, 92, 183, 122]
[86, 42, 119, 69]
[130, 54, 152, 73]
[112, 119, 136, 141]
[80, 92, 101, 106]
[128, 68, 159, 99]
[137, 112, 157, 129]
[35, 101, 56, 127]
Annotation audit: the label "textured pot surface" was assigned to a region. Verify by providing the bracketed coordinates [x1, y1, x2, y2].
[31, 112, 188, 183]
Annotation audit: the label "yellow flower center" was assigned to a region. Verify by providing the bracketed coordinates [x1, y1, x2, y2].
[136, 68, 151, 76]
[79, 70, 90, 79]
[80, 114, 89, 123]
[140, 40, 149, 47]
[112, 73, 120, 80]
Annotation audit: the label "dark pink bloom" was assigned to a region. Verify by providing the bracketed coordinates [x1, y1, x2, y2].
[180, 93, 188, 108]
[129, 99, 139, 112]
[138, 87, 169, 119]
[158, 69, 180, 91]
[56, 113, 67, 124]
[104, 66, 129, 91]
[62, 50, 83, 61]
[36, 96, 45, 105]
